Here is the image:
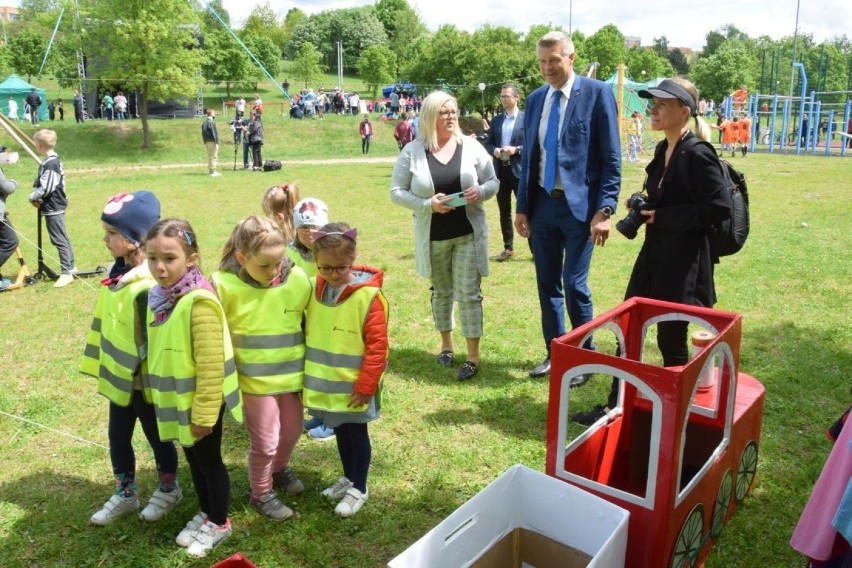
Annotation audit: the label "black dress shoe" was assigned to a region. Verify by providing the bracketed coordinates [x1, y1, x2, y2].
[568, 374, 591, 388]
[529, 358, 551, 378]
[572, 405, 609, 426]
[457, 361, 478, 381]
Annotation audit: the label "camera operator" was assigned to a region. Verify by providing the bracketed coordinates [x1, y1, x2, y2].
[574, 77, 731, 425]
[247, 111, 264, 171]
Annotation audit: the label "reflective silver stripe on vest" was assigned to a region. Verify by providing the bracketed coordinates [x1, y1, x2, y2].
[83, 343, 100, 360]
[100, 336, 139, 370]
[155, 405, 192, 426]
[232, 332, 305, 349]
[305, 346, 363, 370]
[224, 388, 241, 411]
[99, 365, 134, 394]
[303, 374, 356, 394]
[146, 374, 197, 395]
[90, 317, 102, 332]
[237, 359, 304, 377]
[225, 357, 237, 377]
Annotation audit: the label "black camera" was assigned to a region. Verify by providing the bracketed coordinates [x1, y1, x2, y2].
[229, 118, 248, 143]
[615, 192, 653, 239]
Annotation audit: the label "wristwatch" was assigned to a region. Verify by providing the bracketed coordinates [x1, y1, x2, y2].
[598, 206, 614, 217]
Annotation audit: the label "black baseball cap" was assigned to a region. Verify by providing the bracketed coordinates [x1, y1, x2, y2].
[638, 79, 697, 116]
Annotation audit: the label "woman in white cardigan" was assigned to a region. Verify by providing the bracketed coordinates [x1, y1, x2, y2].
[390, 91, 499, 381]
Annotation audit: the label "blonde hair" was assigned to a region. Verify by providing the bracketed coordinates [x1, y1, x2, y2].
[33, 129, 57, 150]
[219, 215, 288, 276]
[671, 77, 712, 142]
[417, 91, 463, 150]
[261, 182, 301, 241]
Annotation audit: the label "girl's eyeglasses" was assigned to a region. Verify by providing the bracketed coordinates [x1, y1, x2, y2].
[317, 264, 352, 275]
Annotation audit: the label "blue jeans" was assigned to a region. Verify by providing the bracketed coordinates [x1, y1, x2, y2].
[529, 191, 594, 355]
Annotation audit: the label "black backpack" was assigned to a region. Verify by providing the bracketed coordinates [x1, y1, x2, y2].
[262, 160, 282, 172]
[679, 138, 750, 257]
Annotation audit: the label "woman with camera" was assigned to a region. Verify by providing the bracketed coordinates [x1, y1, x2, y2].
[574, 77, 731, 425]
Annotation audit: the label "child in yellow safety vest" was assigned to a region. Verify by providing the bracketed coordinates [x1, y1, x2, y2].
[144, 218, 243, 559]
[212, 215, 311, 521]
[82, 191, 182, 526]
[304, 222, 388, 517]
[265, 190, 338, 442]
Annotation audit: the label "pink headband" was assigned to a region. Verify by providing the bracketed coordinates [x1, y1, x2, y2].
[311, 228, 357, 242]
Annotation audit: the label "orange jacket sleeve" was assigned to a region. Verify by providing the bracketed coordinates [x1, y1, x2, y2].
[354, 291, 389, 397]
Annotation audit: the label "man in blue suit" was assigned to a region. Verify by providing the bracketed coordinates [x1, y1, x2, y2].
[514, 30, 621, 379]
[484, 83, 525, 262]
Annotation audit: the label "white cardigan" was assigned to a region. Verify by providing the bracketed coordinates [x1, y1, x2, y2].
[390, 138, 499, 279]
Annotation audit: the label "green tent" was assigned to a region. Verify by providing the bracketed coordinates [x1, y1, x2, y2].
[0, 74, 49, 122]
[604, 72, 666, 118]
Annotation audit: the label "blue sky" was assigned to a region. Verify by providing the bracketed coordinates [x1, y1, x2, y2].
[216, 0, 850, 51]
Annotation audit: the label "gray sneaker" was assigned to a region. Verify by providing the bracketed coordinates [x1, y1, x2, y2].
[251, 490, 293, 520]
[272, 467, 305, 495]
[321, 477, 353, 500]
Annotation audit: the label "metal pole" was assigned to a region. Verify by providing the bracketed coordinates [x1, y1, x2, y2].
[788, 0, 801, 102]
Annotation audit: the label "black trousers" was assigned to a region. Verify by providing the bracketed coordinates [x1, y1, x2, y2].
[495, 163, 518, 250]
[251, 142, 262, 168]
[183, 406, 230, 525]
[108, 390, 178, 487]
[607, 320, 689, 408]
[335, 422, 371, 493]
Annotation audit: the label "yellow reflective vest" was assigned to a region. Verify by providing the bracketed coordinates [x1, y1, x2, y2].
[287, 247, 317, 278]
[212, 268, 311, 395]
[303, 285, 381, 413]
[80, 272, 152, 406]
[146, 288, 243, 446]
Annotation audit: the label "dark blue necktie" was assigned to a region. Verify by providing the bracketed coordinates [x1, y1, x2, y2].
[543, 90, 562, 193]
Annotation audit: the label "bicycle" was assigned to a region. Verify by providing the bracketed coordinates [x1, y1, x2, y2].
[759, 128, 798, 146]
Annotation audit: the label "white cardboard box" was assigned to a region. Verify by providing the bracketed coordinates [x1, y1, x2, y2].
[388, 464, 629, 568]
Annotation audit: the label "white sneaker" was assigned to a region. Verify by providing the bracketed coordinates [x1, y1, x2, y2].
[334, 487, 368, 517]
[54, 273, 74, 288]
[210, 171, 222, 177]
[186, 519, 232, 558]
[90, 494, 139, 525]
[321, 476, 353, 500]
[176, 512, 208, 547]
[139, 483, 183, 522]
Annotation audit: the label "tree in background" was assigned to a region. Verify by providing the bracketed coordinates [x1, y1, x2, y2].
[281, 8, 307, 51]
[8, 28, 47, 82]
[690, 40, 757, 102]
[704, 24, 750, 58]
[374, 0, 427, 79]
[358, 45, 397, 97]
[242, 1, 287, 56]
[292, 41, 325, 89]
[624, 47, 675, 81]
[200, 0, 230, 31]
[583, 24, 627, 79]
[201, 30, 253, 99]
[668, 48, 689, 75]
[242, 33, 280, 90]
[82, 0, 203, 149]
[286, 7, 387, 74]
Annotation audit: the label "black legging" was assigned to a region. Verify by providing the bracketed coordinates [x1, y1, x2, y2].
[334, 422, 371, 493]
[183, 406, 230, 525]
[108, 390, 178, 493]
[251, 142, 262, 169]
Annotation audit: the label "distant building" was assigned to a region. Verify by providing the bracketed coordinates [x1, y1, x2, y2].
[624, 36, 642, 49]
[0, 5, 19, 22]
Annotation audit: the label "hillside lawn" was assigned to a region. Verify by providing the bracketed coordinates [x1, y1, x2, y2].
[0, 111, 849, 567]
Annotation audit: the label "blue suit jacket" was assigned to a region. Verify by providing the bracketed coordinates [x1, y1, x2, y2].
[516, 75, 621, 223]
[483, 110, 525, 179]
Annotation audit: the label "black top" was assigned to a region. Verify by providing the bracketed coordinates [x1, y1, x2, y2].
[625, 131, 731, 307]
[426, 144, 472, 241]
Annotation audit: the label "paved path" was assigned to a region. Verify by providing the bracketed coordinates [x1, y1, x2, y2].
[69, 156, 397, 174]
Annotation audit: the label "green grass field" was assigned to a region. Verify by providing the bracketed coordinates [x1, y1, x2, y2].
[0, 113, 850, 567]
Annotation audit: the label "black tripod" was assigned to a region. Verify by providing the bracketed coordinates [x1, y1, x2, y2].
[34, 209, 105, 282]
[232, 129, 241, 171]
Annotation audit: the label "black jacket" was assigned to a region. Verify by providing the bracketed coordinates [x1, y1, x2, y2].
[625, 131, 731, 307]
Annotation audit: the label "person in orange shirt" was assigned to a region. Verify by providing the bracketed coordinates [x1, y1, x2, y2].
[732, 86, 747, 110]
[738, 114, 752, 157]
[712, 115, 737, 156]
